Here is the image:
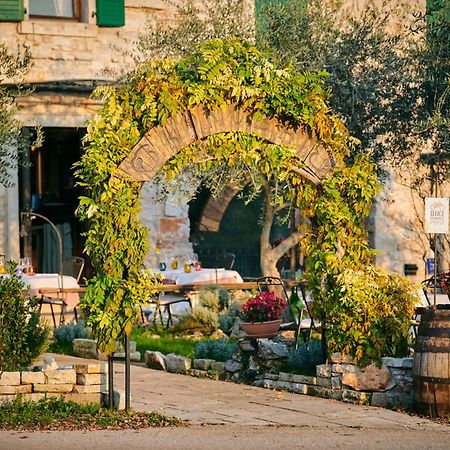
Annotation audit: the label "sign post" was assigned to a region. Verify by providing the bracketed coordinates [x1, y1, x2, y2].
[424, 197, 449, 307]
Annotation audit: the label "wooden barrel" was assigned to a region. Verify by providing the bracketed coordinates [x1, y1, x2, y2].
[413, 308, 450, 417]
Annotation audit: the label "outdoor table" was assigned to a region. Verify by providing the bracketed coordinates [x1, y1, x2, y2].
[24, 273, 80, 308]
[159, 267, 244, 285]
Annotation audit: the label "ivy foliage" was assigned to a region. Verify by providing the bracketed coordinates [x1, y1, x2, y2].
[75, 38, 379, 353]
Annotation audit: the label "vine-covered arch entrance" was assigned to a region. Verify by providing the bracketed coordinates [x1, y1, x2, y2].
[76, 39, 379, 352]
[115, 103, 334, 185]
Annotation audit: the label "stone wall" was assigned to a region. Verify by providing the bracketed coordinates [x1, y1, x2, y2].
[144, 346, 414, 411]
[0, 361, 106, 406]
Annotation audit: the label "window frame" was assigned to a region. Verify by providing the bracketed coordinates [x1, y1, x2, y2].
[28, 0, 81, 21]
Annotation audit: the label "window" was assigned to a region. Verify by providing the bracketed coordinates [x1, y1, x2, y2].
[28, 0, 80, 20]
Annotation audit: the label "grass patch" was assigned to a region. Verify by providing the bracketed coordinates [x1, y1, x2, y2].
[0, 396, 184, 431]
[131, 327, 206, 359]
[47, 340, 74, 356]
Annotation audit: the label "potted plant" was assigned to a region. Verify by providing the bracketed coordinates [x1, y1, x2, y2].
[240, 291, 286, 338]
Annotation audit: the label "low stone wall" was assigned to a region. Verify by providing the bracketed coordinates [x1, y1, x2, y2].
[258, 354, 413, 409]
[0, 361, 106, 406]
[144, 344, 413, 410]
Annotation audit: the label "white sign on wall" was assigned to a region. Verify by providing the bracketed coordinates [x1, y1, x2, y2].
[424, 197, 449, 234]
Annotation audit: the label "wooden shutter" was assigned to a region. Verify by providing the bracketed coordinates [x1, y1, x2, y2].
[0, 0, 24, 22]
[96, 0, 125, 27]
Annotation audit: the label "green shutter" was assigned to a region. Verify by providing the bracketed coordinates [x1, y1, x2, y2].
[0, 0, 24, 22]
[96, 0, 125, 27]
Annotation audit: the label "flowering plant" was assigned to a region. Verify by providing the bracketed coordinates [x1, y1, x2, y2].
[438, 271, 450, 292]
[241, 291, 286, 323]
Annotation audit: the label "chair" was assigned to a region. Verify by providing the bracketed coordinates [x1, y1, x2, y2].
[141, 291, 192, 328]
[38, 295, 66, 328]
[256, 276, 321, 349]
[63, 256, 85, 283]
[215, 252, 236, 270]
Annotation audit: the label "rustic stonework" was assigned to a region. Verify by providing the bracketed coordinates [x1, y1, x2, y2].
[116, 104, 334, 186]
[342, 363, 392, 392]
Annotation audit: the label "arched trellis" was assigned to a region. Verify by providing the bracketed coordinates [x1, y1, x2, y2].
[76, 39, 379, 353]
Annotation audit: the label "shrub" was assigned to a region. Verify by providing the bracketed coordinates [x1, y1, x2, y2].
[286, 339, 324, 376]
[53, 321, 90, 345]
[194, 339, 237, 362]
[326, 266, 418, 365]
[175, 306, 219, 334]
[0, 261, 49, 371]
[198, 285, 230, 311]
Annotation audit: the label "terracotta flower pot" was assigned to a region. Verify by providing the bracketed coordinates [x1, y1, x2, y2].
[241, 319, 282, 338]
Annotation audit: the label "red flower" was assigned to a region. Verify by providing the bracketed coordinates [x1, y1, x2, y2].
[439, 271, 450, 292]
[241, 291, 286, 322]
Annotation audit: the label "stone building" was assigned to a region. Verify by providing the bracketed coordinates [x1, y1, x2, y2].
[0, 0, 446, 281]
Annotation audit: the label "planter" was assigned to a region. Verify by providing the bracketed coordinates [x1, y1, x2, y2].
[241, 319, 282, 338]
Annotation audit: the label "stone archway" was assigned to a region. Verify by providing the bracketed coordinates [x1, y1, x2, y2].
[115, 103, 335, 185]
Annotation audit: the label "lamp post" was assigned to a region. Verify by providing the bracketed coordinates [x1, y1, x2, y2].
[19, 211, 64, 292]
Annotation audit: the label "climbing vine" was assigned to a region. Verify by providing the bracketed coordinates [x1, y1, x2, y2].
[75, 38, 379, 354]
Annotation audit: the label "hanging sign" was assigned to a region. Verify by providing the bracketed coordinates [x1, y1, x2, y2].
[424, 197, 449, 234]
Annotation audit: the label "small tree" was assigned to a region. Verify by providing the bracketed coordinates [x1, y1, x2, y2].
[0, 261, 49, 371]
[0, 42, 36, 187]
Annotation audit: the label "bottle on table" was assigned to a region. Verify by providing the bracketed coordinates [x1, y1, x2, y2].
[289, 286, 304, 322]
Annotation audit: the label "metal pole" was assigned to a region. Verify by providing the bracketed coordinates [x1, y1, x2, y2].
[125, 333, 131, 411]
[108, 355, 114, 409]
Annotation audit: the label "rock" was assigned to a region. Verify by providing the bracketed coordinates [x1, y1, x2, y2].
[330, 352, 354, 364]
[77, 373, 106, 386]
[211, 361, 225, 372]
[230, 319, 246, 339]
[21, 371, 45, 384]
[0, 372, 20, 386]
[342, 389, 372, 405]
[371, 391, 413, 409]
[73, 364, 106, 374]
[332, 363, 359, 374]
[316, 364, 331, 378]
[239, 339, 257, 352]
[145, 351, 166, 371]
[316, 376, 332, 388]
[224, 359, 242, 373]
[382, 357, 413, 369]
[257, 340, 289, 360]
[43, 355, 59, 370]
[342, 363, 392, 392]
[165, 354, 191, 373]
[112, 351, 141, 362]
[73, 339, 98, 359]
[193, 359, 215, 370]
[44, 369, 77, 384]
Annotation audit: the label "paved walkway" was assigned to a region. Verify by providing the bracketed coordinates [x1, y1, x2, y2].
[1, 354, 449, 450]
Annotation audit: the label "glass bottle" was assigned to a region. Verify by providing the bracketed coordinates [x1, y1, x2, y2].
[289, 286, 304, 322]
[0, 254, 6, 274]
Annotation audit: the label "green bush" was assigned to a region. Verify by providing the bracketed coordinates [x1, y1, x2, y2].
[0, 261, 49, 371]
[218, 301, 243, 335]
[175, 306, 219, 334]
[53, 321, 90, 345]
[326, 266, 418, 365]
[286, 339, 324, 376]
[194, 339, 237, 362]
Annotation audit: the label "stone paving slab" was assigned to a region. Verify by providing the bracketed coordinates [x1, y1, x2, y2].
[43, 354, 448, 431]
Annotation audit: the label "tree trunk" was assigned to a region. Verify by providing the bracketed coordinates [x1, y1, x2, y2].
[259, 180, 303, 278]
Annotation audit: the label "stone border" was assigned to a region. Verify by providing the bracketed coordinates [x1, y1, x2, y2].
[144, 349, 413, 410]
[0, 362, 106, 406]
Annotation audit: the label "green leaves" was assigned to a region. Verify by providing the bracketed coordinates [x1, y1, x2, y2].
[77, 37, 379, 353]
